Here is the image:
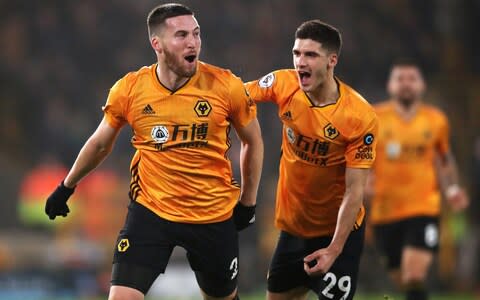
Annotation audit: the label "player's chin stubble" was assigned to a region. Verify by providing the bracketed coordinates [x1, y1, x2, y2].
[164, 48, 196, 78]
[397, 93, 416, 108]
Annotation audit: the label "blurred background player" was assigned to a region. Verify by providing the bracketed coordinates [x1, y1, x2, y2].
[44, 3, 263, 300]
[368, 59, 469, 300]
[246, 20, 378, 300]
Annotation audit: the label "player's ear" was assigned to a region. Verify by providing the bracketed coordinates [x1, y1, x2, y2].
[418, 74, 427, 94]
[386, 77, 394, 95]
[328, 53, 338, 68]
[150, 35, 163, 54]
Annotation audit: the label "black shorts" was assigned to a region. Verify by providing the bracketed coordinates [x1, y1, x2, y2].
[374, 216, 439, 270]
[111, 201, 239, 297]
[268, 224, 364, 300]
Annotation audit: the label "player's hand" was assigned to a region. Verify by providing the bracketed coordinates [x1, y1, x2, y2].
[446, 185, 469, 212]
[233, 202, 256, 231]
[303, 247, 340, 276]
[45, 181, 76, 220]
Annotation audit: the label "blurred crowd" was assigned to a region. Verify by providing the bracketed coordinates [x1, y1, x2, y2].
[1, 0, 479, 297]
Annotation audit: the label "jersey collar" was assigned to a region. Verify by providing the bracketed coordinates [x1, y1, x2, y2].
[152, 63, 199, 95]
[303, 77, 344, 109]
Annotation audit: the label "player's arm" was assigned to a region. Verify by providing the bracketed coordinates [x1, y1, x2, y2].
[433, 112, 469, 212]
[234, 119, 263, 207]
[244, 71, 279, 103]
[45, 118, 122, 220]
[229, 75, 264, 230]
[364, 166, 375, 200]
[305, 111, 378, 275]
[45, 76, 129, 220]
[304, 168, 368, 275]
[435, 150, 469, 212]
[64, 118, 121, 187]
[231, 117, 264, 231]
[332, 167, 368, 251]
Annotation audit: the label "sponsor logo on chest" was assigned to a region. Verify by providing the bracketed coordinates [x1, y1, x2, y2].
[145, 99, 215, 151]
[285, 126, 331, 166]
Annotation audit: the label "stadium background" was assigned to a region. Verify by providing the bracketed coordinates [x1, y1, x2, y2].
[0, 0, 479, 299]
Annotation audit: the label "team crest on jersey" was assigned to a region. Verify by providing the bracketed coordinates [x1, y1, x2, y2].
[151, 125, 169, 143]
[117, 238, 130, 252]
[286, 126, 296, 143]
[258, 72, 275, 88]
[194, 100, 212, 117]
[323, 123, 339, 140]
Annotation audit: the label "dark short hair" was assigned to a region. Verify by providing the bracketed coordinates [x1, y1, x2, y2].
[390, 58, 423, 73]
[147, 3, 193, 37]
[295, 20, 342, 55]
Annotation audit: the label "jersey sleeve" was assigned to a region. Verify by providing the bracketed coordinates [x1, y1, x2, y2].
[245, 70, 284, 103]
[345, 114, 379, 168]
[435, 111, 450, 155]
[102, 76, 129, 128]
[229, 76, 257, 128]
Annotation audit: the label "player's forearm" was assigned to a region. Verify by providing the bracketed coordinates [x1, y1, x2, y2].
[328, 188, 363, 254]
[63, 137, 113, 188]
[329, 168, 367, 254]
[436, 152, 461, 193]
[239, 139, 264, 206]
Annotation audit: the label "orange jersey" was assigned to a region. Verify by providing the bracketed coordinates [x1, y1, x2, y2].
[370, 101, 449, 224]
[103, 62, 256, 224]
[246, 70, 378, 238]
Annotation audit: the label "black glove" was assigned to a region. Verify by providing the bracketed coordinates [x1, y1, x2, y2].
[233, 202, 256, 231]
[45, 181, 75, 220]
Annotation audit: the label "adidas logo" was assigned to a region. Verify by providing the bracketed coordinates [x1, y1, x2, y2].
[142, 104, 155, 115]
[281, 111, 292, 120]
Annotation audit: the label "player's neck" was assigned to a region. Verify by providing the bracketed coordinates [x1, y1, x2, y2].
[393, 99, 421, 120]
[156, 63, 190, 92]
[307, 76, 339, 106]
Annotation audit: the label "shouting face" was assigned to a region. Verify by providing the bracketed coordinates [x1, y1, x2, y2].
[151, 14, 201, 78]
[292, 38, 337, 93]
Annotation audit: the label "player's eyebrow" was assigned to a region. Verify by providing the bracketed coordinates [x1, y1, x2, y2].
[175, 26, 200, 36]
[305, 51, 319, 57]
[174, 29, 186, 36]
[292, 49, 320, 57]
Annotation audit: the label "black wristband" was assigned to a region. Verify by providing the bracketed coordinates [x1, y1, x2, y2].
[61, 181, 76, 193]
[233, 202, 256, 230]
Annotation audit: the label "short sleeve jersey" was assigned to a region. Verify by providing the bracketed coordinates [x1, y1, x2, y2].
[103, 62, 256, 223]
[370, 101, 449, 224]
[246, 70, 378, 238]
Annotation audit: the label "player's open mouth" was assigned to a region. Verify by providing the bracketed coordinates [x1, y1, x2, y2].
[298, 71, 311, 85]
[298, 71, 311, 80]
[184, 55, 197, 63]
